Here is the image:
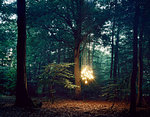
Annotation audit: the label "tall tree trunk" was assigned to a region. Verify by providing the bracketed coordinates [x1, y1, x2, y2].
[91, 41, 95, 67]
[74, 43, 81, 99]
[137, 18, 144, 107]
[1, 58, 4, 66]
[110, 0, 117, 79]
[117, 61, 120, 78]
[88, 38, 91, 66]
[113, 25, 120, 82]
[110, 20, 115, 79]
[15, 0, 34, 107]
[74, 0, 83, 99]
[130, 1, 139, 114]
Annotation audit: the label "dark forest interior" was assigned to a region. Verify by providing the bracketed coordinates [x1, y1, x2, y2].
[0, 0, 150, 117]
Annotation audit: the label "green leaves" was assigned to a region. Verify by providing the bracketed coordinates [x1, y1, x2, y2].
[101, 79, 130, 101]
[39, 63, 76, 90]
[0, 66, 16, 94]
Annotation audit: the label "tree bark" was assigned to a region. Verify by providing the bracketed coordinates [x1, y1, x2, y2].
[73, 0, 83, 99]
[113, 25, 120, 82]
[1, 58, 4, 66]
[130, 1, 139, 114]
[88, 38, 91, 66]
[74, 43, 81, 99]
[110, 20, 115, 79]
[15, 0, 34, 107]
[91, 41, 95, 67]
[110, 0, 117, 79]
[137, 17, 144, 107]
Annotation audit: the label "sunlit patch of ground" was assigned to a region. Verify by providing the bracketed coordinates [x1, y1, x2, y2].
[42, 100, 130, 117]
[0, 96, 150, 117]
[43, 99, 129, 112]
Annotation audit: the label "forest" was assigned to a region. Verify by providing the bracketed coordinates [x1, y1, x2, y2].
[0, 0, 150, 117]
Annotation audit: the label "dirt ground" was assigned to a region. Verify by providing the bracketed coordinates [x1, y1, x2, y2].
[0, 96, 150, 117]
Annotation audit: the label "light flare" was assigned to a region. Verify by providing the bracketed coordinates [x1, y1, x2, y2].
[81, 66, 94, 84]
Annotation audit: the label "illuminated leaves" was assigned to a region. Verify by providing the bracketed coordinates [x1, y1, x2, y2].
[39, 63, 77, 89]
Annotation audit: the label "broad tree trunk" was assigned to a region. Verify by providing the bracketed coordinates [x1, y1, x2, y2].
[15, 0, 34, 107]
[73, 0, 83, 99]
[74, 45, 81, 99]
[130, 1, 139, 114]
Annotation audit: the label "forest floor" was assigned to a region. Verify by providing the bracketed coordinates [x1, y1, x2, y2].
[0, 96, 150, 117]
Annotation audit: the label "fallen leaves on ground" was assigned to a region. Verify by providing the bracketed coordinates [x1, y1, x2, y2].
[0, 96, 149, 117]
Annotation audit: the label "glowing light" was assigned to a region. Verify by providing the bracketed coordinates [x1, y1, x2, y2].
[81, 66, 94, 84]
[85, 80, 88, 84]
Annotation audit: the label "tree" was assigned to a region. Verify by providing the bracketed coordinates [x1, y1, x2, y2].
[113, 25, 120, 82]
[68, 0, 109, 98]
[137, 19, 143, 107]
[15, 0, 34, 107]
[136, 0, 148, 107]
[26, 0, 109, 99]
[110, 0, 116, 79]
[130, 0, 139, 114]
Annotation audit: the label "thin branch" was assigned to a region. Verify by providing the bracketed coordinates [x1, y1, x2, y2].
[54, 11, 74, 30]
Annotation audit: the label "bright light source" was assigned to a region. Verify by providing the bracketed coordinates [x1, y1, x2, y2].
[81, 65, 94, 84]
[85, 80, 88, 84]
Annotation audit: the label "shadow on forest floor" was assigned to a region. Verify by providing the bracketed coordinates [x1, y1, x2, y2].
[0, 96, 150, 117]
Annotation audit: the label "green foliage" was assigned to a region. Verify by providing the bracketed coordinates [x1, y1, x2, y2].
[0, 66, 16, 95]
[0, 0, 17, 95]
[101, 79, 130, 101]
[39, 63, 77, 92]
[38, 63, 76, 102]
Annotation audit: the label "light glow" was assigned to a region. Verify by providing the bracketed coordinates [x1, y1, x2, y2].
[81, 66, 94, 84]
[85, 80, 88, 84]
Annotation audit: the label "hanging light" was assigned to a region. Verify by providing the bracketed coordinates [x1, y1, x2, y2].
[81, 65, 94, 84]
